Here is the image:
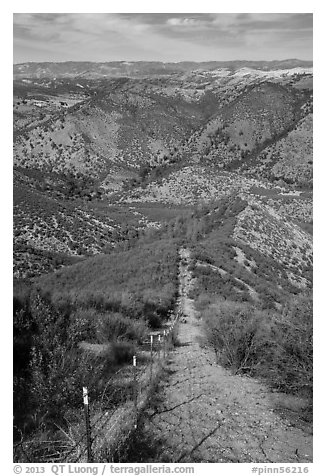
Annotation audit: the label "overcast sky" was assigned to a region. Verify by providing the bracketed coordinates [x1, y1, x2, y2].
[13, 13, 313, 64]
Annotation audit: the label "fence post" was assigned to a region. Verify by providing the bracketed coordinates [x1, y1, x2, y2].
[133, 355, 137, 429]
[83, 387, 92, 463]
[150, 334, 153, 382]
[158, 335, 161, 360]
[163, 330, 166, 359]
[169, 326, 173, 350]
[172, 322, 175, 345]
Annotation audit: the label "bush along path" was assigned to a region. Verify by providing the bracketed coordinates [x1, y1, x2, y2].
[127, 248, 312, 463]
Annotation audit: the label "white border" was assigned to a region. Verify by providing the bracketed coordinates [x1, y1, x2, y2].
[4, 2, 322, 474]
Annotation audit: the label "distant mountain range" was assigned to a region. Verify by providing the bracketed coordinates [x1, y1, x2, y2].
[13, 59, 313, 79]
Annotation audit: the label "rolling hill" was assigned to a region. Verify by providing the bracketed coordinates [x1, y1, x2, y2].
[13, 61, 313, 279]
[13, 59, 313, 79]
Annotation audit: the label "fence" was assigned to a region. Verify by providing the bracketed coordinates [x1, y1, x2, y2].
[14, 312, 181, 463]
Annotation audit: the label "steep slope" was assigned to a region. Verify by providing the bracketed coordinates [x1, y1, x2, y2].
[13, 178, 162, 279]
[180, 81, 312, 187]
[232, 199, 312, 289]
[13, 65, 313, 278]
[250, 114, 313, 187]
[13, 78, 211, 194]
[34, 238, 179, 320]
[185, 196, 312, 313]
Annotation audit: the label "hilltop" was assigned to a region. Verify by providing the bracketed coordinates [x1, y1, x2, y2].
[13, 59, 312, 79]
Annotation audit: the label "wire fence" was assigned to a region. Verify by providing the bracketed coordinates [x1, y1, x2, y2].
[14, 311, 181, 463]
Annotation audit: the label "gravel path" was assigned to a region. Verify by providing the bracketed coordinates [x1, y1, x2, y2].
[137, 248, 312, 463]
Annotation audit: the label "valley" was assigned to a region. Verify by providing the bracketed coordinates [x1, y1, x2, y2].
[13, 61, 313, 278]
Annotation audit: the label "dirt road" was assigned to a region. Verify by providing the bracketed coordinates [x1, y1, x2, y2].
[135, 248, 312, 463]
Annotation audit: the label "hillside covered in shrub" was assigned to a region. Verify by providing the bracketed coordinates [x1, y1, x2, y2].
[13, 238, 179, 441]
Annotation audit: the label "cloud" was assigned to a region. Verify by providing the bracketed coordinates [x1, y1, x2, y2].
[13, 13, 313, 64]
[166, 17, 203, 27]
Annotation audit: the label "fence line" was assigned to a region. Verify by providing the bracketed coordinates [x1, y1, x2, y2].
[14, 311, 181, 463]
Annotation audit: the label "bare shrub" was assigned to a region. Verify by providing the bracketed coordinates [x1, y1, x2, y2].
[271, 294, 313, 397]
[202, 299, 272, 373]
[201, 294, 313, 400]
[97, 312, 148, 344]
[109, 341, 136, 366]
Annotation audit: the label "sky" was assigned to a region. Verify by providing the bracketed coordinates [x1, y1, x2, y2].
[13, 12, 313, 64]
